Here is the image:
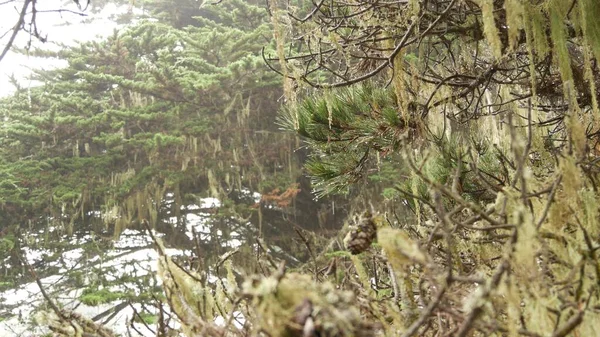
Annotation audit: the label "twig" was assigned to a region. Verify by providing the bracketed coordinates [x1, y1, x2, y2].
[293, 226, 319, 280]
[0, 0, 31, 63]
[401, 282, 448, 337]
[455, 260, 509, 337]
[550, 310, 584, 337]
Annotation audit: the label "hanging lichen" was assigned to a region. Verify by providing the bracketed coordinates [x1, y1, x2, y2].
[478, 0, 503, 59]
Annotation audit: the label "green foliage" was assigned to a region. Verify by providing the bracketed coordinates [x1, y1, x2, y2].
[0, 281, 14, 291]
[136, 313, 157, 325]
[79, 288, 124, 306]
[0, 0, 293, 234]
[280, 84, 411, 196]
[0, 2, 344, 337]
[0, 235, 15, 252]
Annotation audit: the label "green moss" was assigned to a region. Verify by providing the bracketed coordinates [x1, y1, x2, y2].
[324, 250, 353, 258]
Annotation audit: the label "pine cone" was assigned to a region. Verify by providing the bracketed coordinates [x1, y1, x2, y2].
[344, 212, 377, 255]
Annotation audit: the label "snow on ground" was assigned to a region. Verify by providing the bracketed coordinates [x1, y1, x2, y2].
[166, 197, 243, 248]
[0, 230, 184, 336]
[0, 199, 245, 336]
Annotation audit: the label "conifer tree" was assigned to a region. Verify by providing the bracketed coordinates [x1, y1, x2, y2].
[0, 0, 310, 279]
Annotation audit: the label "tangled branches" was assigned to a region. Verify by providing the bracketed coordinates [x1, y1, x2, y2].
[268, 0, 600, 143]
[273, 0, 600, 336]
[0, 0, 88, 63]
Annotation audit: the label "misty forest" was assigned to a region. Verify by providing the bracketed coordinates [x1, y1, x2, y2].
[1, 0, 600, 336]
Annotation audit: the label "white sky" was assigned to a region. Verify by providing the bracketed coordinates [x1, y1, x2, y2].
[0, 0, 127, 97]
